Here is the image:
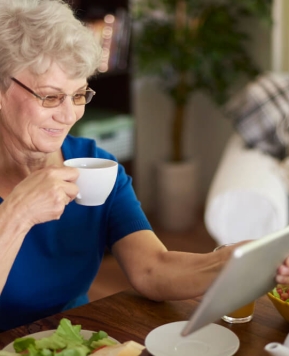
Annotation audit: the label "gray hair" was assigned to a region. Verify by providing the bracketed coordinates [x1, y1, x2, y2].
[0, 0, 101, 90]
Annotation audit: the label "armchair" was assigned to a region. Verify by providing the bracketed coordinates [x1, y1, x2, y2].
[205, 72, 289, 245]
[204, 133, 288, 245]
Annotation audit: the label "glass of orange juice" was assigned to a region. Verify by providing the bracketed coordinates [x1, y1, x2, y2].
[214, 243, 255, 324]
[221, 301, 255, 323]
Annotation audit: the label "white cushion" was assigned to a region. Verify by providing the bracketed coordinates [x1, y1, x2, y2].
[205, 134, 288, 245]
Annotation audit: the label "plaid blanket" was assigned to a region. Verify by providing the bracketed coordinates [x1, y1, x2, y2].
[225, 72, 289, 160]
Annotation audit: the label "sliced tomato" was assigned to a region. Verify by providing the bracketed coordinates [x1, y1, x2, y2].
[90, 346, 107, 353]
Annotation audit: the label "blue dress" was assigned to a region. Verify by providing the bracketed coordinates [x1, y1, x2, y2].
[0, 135, 152, 331]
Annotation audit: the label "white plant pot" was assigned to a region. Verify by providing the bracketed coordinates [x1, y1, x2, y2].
[156, 160, 198, 231]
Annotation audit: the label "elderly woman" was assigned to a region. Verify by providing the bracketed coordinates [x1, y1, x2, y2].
[0, 0, 289, 331]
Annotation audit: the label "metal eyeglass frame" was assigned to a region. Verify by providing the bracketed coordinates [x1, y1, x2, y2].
[10, 77, 96, 107]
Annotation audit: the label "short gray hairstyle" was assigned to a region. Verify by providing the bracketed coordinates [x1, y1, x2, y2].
[0, 0, 101, 90]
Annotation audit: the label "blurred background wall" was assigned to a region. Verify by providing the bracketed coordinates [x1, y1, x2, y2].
[132, 18, 272, 214]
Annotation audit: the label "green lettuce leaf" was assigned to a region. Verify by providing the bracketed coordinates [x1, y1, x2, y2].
[13, 338, 35, 353]
[55, 319, 83, 343]
[272, 288, 280, 298]
[3, 318, 115, 356]
[90, 338, 116, 349]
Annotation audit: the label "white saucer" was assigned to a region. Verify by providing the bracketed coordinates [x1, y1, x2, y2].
[3, 330, 119, 352]
[145, 321, 240, 356]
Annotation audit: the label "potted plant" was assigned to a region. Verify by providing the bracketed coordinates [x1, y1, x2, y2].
[132, 0, 272, 230]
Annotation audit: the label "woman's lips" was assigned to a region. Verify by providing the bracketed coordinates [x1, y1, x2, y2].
[42, 128, 65, 136]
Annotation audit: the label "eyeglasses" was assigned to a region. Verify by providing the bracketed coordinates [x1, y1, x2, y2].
[11, 77, 96, 108]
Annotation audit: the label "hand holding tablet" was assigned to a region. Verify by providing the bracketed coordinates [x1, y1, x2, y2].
[182, 226, 289, 336]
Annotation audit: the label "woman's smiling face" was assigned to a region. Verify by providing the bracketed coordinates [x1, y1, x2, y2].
[0, 62, 87, 154]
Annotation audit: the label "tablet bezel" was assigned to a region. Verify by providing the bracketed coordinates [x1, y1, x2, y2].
[181, 226, 289, 336]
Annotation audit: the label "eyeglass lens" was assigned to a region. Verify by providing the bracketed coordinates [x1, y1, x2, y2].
[42, 90, 95, 108]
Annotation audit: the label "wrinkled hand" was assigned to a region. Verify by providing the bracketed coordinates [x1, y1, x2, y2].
[3, 165, 79, 228]
[276, 256, 289, 285]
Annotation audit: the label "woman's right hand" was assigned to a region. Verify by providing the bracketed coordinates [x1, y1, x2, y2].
[3, 165, 80, 228]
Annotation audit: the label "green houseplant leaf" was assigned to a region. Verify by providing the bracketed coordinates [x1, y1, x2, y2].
[133, 0, 273, 162]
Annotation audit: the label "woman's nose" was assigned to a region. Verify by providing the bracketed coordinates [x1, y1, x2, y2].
[52, 98, 82, 125]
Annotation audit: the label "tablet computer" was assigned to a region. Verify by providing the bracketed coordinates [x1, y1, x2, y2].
[181, 226, 289, 336]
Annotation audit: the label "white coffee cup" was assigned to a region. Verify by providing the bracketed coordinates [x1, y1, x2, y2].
[64, 157, 118, 206]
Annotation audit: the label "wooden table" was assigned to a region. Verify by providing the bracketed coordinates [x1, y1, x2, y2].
[0, 289, 289, 355]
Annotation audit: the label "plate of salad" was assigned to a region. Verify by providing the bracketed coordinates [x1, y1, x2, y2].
[0, 318, 119, 356]
[271, 284, 289, 302]
[268, 285, 289, 323]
